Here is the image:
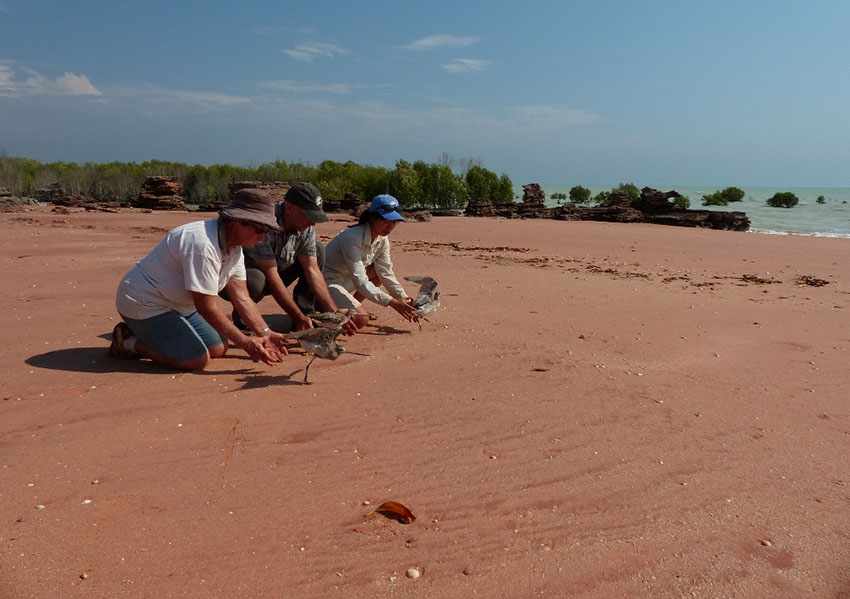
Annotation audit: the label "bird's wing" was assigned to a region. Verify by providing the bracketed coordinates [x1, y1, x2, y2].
[309, 309, 353, 328]
[405, 276, 438, 304]
[287, 328, 337, 342]
[405, 276, 435, 286]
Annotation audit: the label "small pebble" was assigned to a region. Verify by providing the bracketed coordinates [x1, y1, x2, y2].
[34, 505, 45, 510]
[406, 568, 420, 579]
[80, 573, 88, 580]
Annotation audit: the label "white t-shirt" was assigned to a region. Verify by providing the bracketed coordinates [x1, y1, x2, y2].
[116, 218, 246, 320]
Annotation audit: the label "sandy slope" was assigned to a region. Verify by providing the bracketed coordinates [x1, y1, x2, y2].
[1, 207, 849, 598]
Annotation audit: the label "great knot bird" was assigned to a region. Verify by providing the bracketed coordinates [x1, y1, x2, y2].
[404, 276, 441, 331]
[286, 311, 355, 384]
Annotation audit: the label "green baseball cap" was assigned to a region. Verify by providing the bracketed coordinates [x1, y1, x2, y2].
[285, 182, 329, 223]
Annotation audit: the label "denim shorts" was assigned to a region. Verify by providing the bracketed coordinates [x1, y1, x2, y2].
[121, 311, 226, 363]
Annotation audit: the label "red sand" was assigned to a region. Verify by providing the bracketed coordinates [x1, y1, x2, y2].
[2, 207, 849, 598]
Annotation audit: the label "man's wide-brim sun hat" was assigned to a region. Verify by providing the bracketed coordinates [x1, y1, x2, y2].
[370, 194, 405, 221]
[220, 188, 280, 230]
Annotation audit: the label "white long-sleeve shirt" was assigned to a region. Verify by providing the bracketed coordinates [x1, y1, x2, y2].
[323, 224, 407, 306]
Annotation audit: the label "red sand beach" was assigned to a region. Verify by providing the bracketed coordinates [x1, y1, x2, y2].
[1, 207, 849, 598]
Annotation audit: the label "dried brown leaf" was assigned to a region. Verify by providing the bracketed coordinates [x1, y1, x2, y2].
[366, 500, 416, 524]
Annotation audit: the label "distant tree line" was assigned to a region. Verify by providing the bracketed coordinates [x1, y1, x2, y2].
[0, 153, 514, 209]
[560, 183, 691, 209]
[556, 184, 801, 210]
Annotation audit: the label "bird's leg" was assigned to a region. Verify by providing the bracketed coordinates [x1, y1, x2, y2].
[302, 354, 316, 385]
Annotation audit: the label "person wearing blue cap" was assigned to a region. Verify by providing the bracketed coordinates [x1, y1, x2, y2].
[323, 194, 418, 328]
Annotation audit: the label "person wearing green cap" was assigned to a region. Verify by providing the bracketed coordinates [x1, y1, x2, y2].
[223, 182, 357, 336]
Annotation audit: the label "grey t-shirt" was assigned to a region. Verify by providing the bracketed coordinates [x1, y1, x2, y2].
[243, 203, 317, 271]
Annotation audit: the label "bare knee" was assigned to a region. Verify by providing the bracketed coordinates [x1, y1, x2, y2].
[172, 354, 211, 371]
[208, 343, 228, 359]
[352, 314, 369, 328]
[136, 341, 211, 371]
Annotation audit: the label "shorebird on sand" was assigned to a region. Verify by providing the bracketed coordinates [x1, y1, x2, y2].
[404, 276, 441, 331]
[308, 311, 352, 328]
[287, 311, 364, 384]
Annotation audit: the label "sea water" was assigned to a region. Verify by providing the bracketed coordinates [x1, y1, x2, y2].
[527, 185, 850, 238]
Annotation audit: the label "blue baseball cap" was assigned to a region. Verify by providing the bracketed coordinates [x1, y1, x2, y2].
[370, 194, 405, 221]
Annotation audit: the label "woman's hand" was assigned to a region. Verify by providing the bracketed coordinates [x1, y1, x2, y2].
[389, 297, 418, 322]
[340, 317, 359, 336]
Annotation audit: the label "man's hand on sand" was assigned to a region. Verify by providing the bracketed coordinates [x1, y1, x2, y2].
[242, 335, 287, 365]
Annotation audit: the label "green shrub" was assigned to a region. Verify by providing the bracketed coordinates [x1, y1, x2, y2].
[672, 195, 690, 209]
[766, 192, 799, 208]
[592, 183, 639, 206]
[614, 182, 640, 204]
[568, 185, 591, 204]
[463, 165, 513, 204]
[593, 190, 611, 205]
[701, 192, 727, 206]
[701, 186, 745, 206]
[721, 187, 745, 202]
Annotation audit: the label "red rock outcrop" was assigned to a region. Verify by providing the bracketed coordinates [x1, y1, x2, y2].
[133, 176, 186, 210]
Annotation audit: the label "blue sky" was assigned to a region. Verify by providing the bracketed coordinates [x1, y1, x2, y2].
[1, 0, 849, 187]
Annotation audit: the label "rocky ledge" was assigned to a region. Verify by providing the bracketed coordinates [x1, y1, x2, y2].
[133, 176, 186, 211]
[465, 185, 749, 231]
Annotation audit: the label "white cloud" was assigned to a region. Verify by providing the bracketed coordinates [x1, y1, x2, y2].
[261, 80, 353, 95]
[253, 25, 286, 35]
[405, 34, 479, 51]
[509, 105, 601, 128]
[442, 58, 492, 74]
[110, 85, 251, 107]
[282, 42, 349, 62]
[0, 63, 14, 93]
[55, 73, 101, 95]
[0, 61, 101, 97]
[246, 96, 599, 138]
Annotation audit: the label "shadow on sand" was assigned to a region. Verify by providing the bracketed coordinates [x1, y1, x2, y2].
[357, 323, 412, 336]
[230, 370, 306, 390]
[27, 346, 269, 378]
